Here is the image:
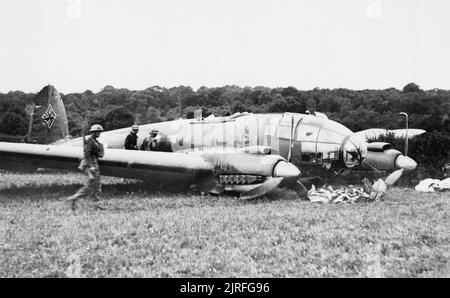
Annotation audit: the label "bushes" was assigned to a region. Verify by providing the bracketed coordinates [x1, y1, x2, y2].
[372, 131, 450, 182]
[0, 133, 25, 143]
[0, 112, 27, 136]
[409, 132, 450, 180]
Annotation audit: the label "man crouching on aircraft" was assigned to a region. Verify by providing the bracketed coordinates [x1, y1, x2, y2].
[66, 124, 105, 211]
[140, 129, 159, 151]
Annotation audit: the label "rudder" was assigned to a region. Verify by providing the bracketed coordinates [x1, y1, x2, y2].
[28, 85, 69, 144]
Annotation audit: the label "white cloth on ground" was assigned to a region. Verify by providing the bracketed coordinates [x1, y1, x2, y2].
[415, 178, 445, 192]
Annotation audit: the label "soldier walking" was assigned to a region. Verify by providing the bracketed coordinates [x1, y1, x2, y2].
[66, 124, 105, 210]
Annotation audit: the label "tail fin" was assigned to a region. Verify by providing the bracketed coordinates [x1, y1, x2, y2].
[28, 85, 69, 144]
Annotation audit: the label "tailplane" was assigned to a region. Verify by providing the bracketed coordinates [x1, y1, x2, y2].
[27, 85, 69, 144]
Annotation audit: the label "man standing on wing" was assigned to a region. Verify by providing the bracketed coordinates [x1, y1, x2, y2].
[66, 124, 105, 210]
[124, 125, 139, 150]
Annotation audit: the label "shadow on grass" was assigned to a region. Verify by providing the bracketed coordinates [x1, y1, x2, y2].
[0, 180, 199, 200]
[1, 173, 303, 205]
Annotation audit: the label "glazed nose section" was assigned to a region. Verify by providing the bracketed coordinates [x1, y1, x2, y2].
[395, 155, 417, 171]
[273, 161, 301, 178]
[342, 135, 368, 168]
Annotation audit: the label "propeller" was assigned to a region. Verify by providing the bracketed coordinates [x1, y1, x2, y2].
[292, 180, 308, 199]
[279, 176, 319, 200]
[363, 153, 416, 186]
[367, 168, 405, 200]
[384, 169, 405, 186]
[362, 159, 405, 187]
[241, 177, 283, 200]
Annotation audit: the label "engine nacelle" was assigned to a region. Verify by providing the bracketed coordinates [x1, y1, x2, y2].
[367, 142, 393, 152]
[362, 149, 417, 172]
[363, 150, 401, 171]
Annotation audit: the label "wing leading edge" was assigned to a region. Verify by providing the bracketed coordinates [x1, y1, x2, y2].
[0, 142, 213, 183]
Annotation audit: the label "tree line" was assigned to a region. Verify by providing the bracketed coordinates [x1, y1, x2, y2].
[1, 82, 449, 139]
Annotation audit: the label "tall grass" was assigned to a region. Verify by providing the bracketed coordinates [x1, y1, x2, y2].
[1, 172, 449, 277]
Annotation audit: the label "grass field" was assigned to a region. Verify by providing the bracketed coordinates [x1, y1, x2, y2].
[0, 171, 449, 278]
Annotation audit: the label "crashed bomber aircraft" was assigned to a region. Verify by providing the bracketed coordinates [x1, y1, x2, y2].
[0, 86, 418, 199]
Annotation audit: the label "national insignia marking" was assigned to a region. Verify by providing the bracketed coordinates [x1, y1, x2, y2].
[42, 105, 57, 129]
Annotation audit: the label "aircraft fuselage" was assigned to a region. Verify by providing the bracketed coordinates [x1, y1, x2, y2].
[65, 112, 368, 174]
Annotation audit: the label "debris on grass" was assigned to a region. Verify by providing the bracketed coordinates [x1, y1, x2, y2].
[415, 178, 450, 193]
[306, 169, 410, 203]
[307, 184, 381, 204]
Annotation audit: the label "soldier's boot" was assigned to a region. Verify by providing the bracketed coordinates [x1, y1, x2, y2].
[65, 196, 77, 211]
[93, 203, 106, 211]
[91, 194, 106, 210]
[92, 194, 101, 202]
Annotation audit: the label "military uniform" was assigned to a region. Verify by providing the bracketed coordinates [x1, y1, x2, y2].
[124, 132, 139, 150]
[124, 125, 139, 150]
[140, 135, 157, 151]
[67, 125, 105, 210]
[140, 129, 159, 151]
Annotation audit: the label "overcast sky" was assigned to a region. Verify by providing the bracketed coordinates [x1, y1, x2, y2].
[0, 0, 449, 93]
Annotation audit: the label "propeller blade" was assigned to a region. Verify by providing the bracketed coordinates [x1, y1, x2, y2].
[279, 176, 319, 199]
[384, 169, 405, 186]
[293, 180, 308, 199]
[395, 155, 417, 171]
[240, 177, 283, 200]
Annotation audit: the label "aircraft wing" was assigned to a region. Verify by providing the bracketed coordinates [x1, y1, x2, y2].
[0, 142, 300, 199]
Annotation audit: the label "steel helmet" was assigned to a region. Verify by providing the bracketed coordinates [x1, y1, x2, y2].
[132, 125, 139, 132]
[89, 124, 104, 133]
[151, 129, 159, 135]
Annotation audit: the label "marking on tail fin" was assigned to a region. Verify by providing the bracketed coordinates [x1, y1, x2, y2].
[42, 105, 57, 129]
